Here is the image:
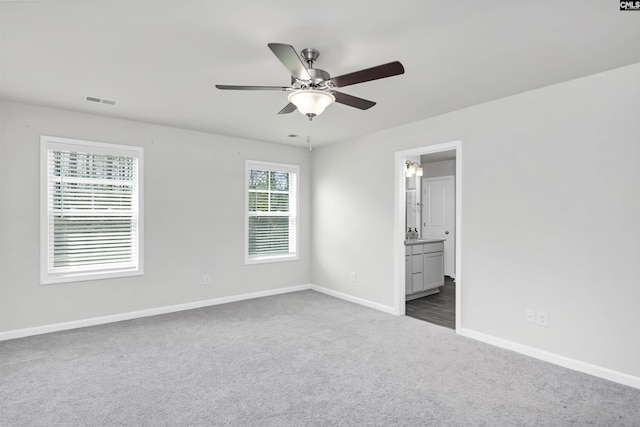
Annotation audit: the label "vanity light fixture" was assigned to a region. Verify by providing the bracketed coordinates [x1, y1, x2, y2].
[405, 161, 423, 177]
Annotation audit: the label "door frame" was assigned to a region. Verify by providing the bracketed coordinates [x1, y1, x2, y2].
[393, 140, 462, 332]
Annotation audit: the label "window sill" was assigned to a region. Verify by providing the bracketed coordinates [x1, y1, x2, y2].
[41, 268, 143, 285]
[245, 254, 298, 265]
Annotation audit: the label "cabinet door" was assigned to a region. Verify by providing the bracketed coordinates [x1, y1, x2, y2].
[412, 272, 424, 294]
[411, 254, 423, 273]
[423, 252, 444, 291]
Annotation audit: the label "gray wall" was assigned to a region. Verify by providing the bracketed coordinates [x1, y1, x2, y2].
[422, 159, 455, 178]
[0, 101, 311, 331]
[311, 63, 640, 378]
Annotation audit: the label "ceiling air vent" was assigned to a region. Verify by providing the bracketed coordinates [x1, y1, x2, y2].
[85, 95, 117, 106]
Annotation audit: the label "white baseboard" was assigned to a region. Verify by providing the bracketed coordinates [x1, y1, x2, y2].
[309, 284, 397, 315]
[458, 327, 640, 390]
[0, 284, 395, 341]
[0, 284, 312, 341]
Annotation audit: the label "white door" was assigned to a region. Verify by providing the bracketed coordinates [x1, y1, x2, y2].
[422, 176, 455, 278]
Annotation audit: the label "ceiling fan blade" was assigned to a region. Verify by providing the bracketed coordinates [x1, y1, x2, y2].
[329, 61, 405, 88]
[268, 43, 312, 81]
[277, 103, 297, 115]
[215, 85, 290, 91]
[332, 91, 376, 110]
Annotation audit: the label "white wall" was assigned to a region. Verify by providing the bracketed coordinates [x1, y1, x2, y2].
[0, 101, 311, 332]
[311, 63, 640, 378]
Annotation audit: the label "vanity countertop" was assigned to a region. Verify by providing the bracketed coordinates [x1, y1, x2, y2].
[404, 238, 446, 246]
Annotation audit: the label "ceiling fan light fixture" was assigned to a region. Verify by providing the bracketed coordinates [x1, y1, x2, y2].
[288, 89, 335, 118]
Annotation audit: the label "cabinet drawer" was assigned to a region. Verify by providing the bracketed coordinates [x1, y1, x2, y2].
[423, 242, 444, 253]
[411, 244, 423, 255]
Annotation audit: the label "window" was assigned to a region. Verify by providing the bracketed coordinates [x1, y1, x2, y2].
[40, 136, 143, 284]
[246, 160, 298, 264]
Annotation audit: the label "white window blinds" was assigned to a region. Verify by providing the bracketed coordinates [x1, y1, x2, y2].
[246, 161, 298, 263]
[41, 136, 143, 284]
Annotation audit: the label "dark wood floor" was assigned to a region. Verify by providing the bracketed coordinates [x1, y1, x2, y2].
[405, 277, 455, 329]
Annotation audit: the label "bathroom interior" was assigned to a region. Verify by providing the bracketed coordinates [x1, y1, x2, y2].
[404, 150, 456, 329]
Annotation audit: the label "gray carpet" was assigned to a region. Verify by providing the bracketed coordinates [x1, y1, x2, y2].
[1, 290, 639, 426]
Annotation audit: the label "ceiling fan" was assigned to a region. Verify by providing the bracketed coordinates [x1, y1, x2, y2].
[215, 43, 405, 120]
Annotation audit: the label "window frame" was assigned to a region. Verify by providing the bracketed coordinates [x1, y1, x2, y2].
[40, 135, 144, 285]
[245, 160, 299, 265]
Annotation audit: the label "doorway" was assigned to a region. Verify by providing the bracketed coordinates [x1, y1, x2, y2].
[394, 141, 462, 332]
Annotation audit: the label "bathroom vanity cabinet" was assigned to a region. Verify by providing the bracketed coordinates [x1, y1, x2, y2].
[405, 240, 445, 300]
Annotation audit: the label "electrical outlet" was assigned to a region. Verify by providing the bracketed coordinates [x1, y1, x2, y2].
[203, 274, 211, 285]
[350, 272, 357, 283]
[537, 311, 549, 327]
[525, 309, 536, 323]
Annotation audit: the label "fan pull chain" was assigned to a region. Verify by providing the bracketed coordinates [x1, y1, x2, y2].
[307, 119, 313, 152]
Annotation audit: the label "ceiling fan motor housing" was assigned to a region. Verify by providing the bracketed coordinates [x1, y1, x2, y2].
[299, 48, 330, 87]
[305, 68, 330, 86]
[290, 67, 330, 89]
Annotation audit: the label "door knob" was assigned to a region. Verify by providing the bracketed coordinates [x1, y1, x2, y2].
[445, 231, 449, 234]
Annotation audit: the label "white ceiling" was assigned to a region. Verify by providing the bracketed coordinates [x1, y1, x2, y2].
[1, 1, 639, 148]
